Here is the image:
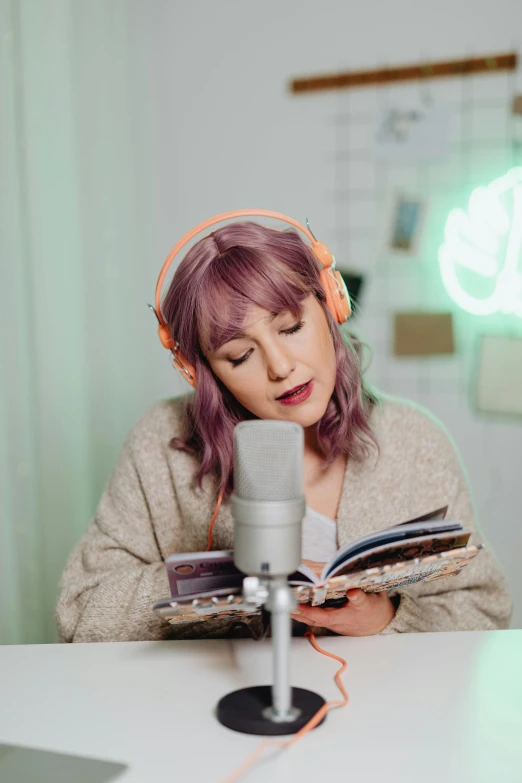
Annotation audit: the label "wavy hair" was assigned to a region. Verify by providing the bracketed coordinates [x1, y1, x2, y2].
[161, 221, 379, 495]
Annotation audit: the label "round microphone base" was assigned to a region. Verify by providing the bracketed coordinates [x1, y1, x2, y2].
[216, 685, 326, 736]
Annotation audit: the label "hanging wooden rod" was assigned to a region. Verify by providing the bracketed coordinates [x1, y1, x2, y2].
[290, 52, 518, 94]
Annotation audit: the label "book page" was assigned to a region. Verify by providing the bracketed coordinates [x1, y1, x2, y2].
[324, 507, 452, 577]
[327, 530, 471, 579]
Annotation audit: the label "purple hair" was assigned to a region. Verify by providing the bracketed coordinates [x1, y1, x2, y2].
[161, 221, 378, 495]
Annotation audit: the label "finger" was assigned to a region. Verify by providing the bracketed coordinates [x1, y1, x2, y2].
[345, 589, 370, 609]
[291, 605, 334, 625]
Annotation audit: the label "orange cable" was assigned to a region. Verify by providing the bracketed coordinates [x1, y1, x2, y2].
[206, 487, 225, 551]
[218, 631, 349, 783]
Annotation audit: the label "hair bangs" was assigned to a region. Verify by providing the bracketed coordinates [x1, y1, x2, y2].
[198, 246, 309, 354]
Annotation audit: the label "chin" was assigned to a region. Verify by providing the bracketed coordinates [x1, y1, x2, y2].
[281, 400, 329, 428]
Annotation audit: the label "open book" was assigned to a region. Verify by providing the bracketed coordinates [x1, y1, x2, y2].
[152, 507, 481, 625]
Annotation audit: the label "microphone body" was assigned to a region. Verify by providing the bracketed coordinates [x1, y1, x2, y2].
[232, 496, 305, 577]
[230, 420, 305, 578]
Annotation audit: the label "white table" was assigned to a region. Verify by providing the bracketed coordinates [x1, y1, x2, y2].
[1, 631, 521, 783]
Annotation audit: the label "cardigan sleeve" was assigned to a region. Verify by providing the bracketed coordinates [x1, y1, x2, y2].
[55, 428, 250, 643]
[381, 416, 512, 634]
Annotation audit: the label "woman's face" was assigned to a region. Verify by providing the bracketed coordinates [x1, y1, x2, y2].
[205, 294, 337, 431]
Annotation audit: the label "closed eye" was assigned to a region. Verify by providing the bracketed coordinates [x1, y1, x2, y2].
[229, 351, 251, 367]
[282, 320, 304, 336]
[228, 320, 305, 368]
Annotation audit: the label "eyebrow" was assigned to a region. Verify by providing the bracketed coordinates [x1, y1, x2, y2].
[223, 311, 280, 344]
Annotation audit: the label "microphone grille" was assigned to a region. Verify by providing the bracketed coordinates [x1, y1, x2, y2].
[233, 420, 304, 501]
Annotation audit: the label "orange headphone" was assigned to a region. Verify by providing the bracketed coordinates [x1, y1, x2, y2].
[151, 209, 352, 388]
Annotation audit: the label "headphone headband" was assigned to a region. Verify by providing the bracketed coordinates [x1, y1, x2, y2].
[154, 209, 332, 321]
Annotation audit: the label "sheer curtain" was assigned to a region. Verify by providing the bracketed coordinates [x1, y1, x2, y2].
[0, 0, 184, 644]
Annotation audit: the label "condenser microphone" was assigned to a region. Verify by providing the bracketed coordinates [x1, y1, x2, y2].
[231, 420, 305, 578]
[217, 420, 326, 737]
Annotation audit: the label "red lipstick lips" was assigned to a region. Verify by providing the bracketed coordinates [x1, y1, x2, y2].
[276, 381, 313, 406]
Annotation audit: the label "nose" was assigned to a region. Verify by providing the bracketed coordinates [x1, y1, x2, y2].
[265, 342, 295, 382]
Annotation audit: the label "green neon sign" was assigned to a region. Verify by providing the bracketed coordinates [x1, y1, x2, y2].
[439, 167, 522, 317]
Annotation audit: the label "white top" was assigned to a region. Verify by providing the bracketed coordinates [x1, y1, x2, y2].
[301, 504, 337, 562]
[0, 632, 521, 782]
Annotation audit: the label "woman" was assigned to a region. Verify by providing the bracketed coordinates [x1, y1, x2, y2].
[56, 214, 512, 642]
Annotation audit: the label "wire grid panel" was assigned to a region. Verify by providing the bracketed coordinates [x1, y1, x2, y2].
[327, 69, 522, 406]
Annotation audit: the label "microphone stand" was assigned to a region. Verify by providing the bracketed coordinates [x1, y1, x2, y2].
[216, 575, 326, 735]
[263, 576, 300, 722]
[216, 419, 326, 736]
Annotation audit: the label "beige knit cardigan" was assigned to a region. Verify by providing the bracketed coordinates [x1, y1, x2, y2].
[56, 394, 512, 642]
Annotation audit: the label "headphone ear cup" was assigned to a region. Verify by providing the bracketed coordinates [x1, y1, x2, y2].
[158, 324, 197, 387]
[320, 268, 352, 324]
[320, 267, 339, 320]
[311, 241, 334, 268]
[171, 347, 197, 388]
[334, 270, 352, 321]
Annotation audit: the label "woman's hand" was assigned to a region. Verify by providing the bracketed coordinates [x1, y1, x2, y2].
[291, 588, 396, 636]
